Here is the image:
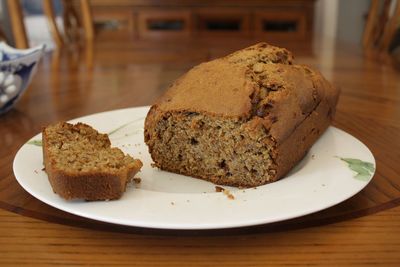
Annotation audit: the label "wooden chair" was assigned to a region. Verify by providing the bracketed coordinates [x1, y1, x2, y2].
[363, 0, 400, 54]
[6, 0, 29, 48]
[6, 0, 94, 49]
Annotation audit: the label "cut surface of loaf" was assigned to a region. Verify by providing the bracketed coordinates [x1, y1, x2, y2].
[144, 43, 339, 187]
[43, 122, 143, 200]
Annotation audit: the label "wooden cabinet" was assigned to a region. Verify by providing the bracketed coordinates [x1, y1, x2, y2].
[254, 10, 308, 41]
[194, 9, 251, 37]
[137, 9, 192, 38]
[90, 0, 315, 42]
[92, 8, 135, 40]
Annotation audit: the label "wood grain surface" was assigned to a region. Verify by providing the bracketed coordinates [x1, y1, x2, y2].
[0, 39, 400, 265]
[1, 205, 400, 266]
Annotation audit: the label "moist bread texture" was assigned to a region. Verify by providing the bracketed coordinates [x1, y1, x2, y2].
[144, 43, 339, 187]
[43, 122, 143, 200]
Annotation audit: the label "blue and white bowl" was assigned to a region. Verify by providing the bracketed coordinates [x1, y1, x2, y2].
[0, 42, 45, 115]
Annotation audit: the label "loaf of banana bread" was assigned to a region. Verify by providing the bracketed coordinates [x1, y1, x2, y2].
[144, 43, 339, 187]
[43, 122, 143, 200]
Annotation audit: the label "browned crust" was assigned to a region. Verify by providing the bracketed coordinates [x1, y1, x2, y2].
[147, 87, 338, 188]
[272, 81, 339, 180]
[42, 124, 143, 201]
[144, 42, 340, 187]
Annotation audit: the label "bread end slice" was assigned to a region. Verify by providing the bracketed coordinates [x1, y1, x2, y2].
[42, 122, 143, 201]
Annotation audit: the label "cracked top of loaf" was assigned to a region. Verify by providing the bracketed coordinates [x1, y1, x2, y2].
[150, 43, 339, 144]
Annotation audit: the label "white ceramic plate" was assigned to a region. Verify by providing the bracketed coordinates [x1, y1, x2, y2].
[13, 106, 376, 230]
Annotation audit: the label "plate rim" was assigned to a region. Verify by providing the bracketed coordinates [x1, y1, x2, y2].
[13, 106, 376, 230]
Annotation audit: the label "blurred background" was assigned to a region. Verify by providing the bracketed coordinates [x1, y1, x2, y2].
[0, 0, 398, 60]
[0, 0, 399, 118]
[0, 0, 398, 115]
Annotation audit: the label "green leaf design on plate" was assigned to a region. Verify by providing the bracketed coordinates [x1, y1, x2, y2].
[108, 122, 132, 135]
[339, 157, 375, 181]
[108, 117, 144, 136]
[27, 140, 42, 147]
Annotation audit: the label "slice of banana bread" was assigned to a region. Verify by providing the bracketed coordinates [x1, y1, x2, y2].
[42, 122, 143, 200]
[144, 43, 339, 187]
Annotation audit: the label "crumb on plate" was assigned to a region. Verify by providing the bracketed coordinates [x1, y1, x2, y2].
[215, 186, 235, 200]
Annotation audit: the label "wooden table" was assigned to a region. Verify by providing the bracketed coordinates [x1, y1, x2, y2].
[1, 39, 400, 265]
